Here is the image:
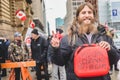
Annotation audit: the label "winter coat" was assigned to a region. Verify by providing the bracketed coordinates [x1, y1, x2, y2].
[100, 34, 120, 67]
[49, 33, 119, 80]
[31, 36, 48, 63]
[0, 39, 6, 63]
[8, 41, 29, 62]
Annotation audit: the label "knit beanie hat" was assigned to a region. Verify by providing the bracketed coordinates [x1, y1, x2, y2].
[31, 29, 39, 35]
[14, 32, 21, 37]
[56, 29, 63, 34]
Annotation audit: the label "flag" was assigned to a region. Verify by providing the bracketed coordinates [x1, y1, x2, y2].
[24, 27, 33, 47]
[16, 10, 26, 21]
[29, 20, 35, 29]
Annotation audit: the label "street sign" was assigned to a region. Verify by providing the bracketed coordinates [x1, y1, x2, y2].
[112, 9, 117, 16]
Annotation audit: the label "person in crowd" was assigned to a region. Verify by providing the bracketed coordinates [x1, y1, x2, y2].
[47, 35, 52, 76]
[8, 32, 29, 80]
[48, 2, 119, 80]
[30, 29, 48, 80]
[0, 36, 10, 78]
[47, 35, 52, 62]
[47, 35, 52, 45]
[48, 29, 66, 80]
[0, 36, 7, 80]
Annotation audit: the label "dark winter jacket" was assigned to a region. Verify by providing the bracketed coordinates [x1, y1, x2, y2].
[100, 34, 120, 67]
[49, 33, 119, 80]
[0, 39, 10, 67]
[0, 39, 7, 63]
[31, 36, 48, 63]
[48, 45, 65, 66]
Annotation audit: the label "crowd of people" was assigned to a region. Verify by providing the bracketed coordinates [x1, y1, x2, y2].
[0, 2, 120, 80]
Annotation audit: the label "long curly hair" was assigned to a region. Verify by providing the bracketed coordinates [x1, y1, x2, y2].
[67, 2, 98, 46]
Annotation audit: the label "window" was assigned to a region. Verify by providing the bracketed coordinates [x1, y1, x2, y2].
[77, 2, 81, 5]
[73, 12, 76, 15]
[73, 7, 77, 10]
[72, 2, 76, 5]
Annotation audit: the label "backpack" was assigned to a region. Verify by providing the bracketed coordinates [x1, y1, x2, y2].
[74, 44, 110, 77]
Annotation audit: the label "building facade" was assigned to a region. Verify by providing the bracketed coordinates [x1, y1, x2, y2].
[0, 0, 13, 39]
[31, 0, 46, 33]
[97, 0, 108, 25]
[64, 0, 84, 33]
[107, 0, 120, 30]
[0, 0, 33, 40]
[55, 17, 64, 29]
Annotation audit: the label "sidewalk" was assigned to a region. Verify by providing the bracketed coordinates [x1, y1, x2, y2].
[1, 67, 52, 80]
[1, 68, 119, 80]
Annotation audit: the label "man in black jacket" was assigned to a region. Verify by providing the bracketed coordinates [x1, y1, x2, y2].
[0, 37, 10, 79]
[0, 38, 6, 80]
[30, 29, 48, 80]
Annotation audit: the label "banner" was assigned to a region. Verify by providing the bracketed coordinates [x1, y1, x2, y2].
[24, 27, 33, 47]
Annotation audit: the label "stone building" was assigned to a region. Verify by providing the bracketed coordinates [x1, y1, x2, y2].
[64, 0, 84, 33]
[0, 0, 33, 40]
[31, 0, 46, 34]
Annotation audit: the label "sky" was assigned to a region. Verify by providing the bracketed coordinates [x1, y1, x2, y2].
[44, 0, 67, 34]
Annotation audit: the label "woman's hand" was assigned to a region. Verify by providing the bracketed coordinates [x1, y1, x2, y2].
[98, 41, 111, 51]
